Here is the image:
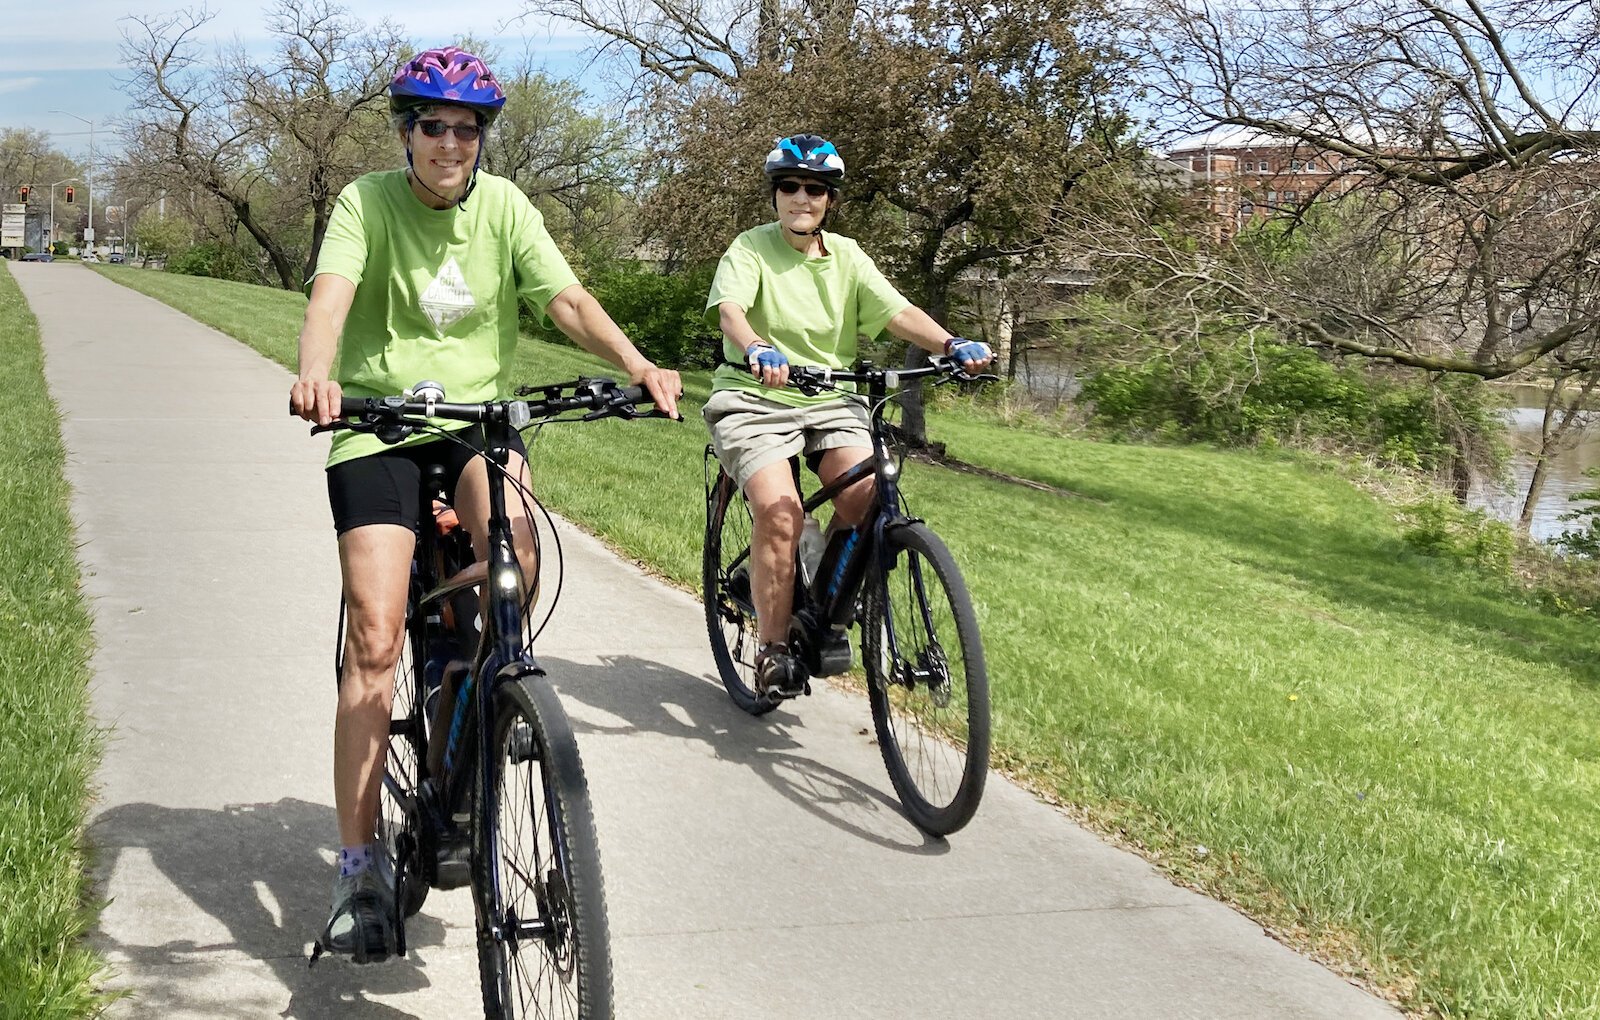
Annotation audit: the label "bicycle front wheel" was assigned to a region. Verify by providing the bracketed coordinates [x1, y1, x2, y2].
[703, 466, 778, 716]
[864, 522, 991, 836]
[474, 670, 612, 1020]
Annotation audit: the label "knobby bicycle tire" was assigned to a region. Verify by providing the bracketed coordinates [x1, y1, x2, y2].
[473, 669, 613, 1020]
[703, 468, 779, 716]
[864, 521, 991, 835]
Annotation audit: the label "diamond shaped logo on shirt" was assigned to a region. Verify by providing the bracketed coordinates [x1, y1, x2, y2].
[420, 256, 475, 331]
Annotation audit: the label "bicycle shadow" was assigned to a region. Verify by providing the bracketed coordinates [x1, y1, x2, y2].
[535, 653, 949, 857]
[89, 797, 460, 1019]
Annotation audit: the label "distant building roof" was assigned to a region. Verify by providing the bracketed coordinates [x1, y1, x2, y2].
[1167, 121, 1382, 156]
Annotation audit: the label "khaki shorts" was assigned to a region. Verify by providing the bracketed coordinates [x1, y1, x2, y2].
[702, 388, 872, 492]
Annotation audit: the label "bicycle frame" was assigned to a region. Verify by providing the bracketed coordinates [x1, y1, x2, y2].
[404, 412, 560, 944]
[719, 363, 940, 662]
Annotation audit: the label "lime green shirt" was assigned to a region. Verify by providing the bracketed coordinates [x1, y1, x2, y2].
[312, 170, 580, 467]
[704, 223, 911, 408]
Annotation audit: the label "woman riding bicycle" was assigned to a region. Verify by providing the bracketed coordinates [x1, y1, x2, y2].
[288, 46, 680, 962]
[702, 133, 992, 699]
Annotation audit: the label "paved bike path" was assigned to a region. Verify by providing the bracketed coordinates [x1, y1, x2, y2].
[15, 261, 1399, 1019]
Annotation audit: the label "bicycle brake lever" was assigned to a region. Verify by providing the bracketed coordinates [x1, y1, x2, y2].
[309, 421, 353, 436]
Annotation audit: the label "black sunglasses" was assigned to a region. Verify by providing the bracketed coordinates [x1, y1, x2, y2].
[416, 120, 482, 142]
[775, 179, 831, 197]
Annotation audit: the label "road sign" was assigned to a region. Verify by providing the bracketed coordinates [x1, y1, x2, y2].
[2, 203, 24, 247]
[84, 227, 95, 242]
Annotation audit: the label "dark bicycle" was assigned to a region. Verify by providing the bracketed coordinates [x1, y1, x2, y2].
[308, 377, 666, 1018]
[702, 356, 994, 836]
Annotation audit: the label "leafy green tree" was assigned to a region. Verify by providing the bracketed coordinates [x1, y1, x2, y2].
[530, 0, 1139, 442]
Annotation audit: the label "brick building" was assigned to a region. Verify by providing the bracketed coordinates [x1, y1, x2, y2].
[1165, 127, 1355, 241]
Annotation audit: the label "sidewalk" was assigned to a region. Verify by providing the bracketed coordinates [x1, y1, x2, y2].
[15, 261, 1400, 1018]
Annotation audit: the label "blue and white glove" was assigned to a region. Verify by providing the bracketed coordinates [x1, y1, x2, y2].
[944, 336, 992, 369]
[746, 341, 790, 387]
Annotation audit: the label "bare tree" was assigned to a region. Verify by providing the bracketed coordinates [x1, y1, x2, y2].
[226, 0, 404, 281]
[1130, 0, 1600, 381]
[120, 1, 401, 289]
[121, 8, 302, 288]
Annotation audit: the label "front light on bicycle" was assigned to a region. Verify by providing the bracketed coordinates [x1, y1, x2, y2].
[494, 566, 521, 596]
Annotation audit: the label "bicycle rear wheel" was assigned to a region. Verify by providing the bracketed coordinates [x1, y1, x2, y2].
[474, 669, 612, 1019]
[345, 592, 430, 920]
[864, 522, 991, 836]
[703, 465, 778, 716]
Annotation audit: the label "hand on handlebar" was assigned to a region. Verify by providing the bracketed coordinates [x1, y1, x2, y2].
[631, 364, 683, 420]
[943, 337, 994, 376]
[746, 341, 790, 390]
[289, 378, 343, 427]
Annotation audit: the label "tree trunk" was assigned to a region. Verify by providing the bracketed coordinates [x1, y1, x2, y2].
[229, 197, 297, 290]
[1519, 454, 1552, 534]
[899, 285, 947, 449]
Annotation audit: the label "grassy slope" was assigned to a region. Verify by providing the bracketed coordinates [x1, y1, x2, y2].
[94, 264, 1600, 1018]
[0, 265, 106, 1018]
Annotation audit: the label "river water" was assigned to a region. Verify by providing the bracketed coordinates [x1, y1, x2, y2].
[1469, 395, 1600, 543]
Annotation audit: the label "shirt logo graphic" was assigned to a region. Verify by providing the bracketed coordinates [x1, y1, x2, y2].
[420, 256, 475, 331]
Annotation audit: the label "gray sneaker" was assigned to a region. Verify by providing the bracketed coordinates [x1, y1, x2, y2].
[318, 848, 398, 964]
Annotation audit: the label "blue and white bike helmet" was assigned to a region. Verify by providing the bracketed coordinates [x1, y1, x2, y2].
[764, 134, 846, 184]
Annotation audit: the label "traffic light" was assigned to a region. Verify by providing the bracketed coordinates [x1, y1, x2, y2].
[64, 186, 74, 204]
[18, 185, 29, 201]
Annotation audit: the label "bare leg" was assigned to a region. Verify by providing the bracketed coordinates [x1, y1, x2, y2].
[743, 460, 804, 647]
[334, 524, 416, 848]
[814, 446, 875, 529]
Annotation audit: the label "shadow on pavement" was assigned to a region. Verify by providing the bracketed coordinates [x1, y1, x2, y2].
[90, 798, 459, 1019]
[538, 653, 949, 856]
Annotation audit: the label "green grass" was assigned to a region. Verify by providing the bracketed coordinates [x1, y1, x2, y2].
[0, 265, 108, 1017]
[94, 265, 1600, 1018]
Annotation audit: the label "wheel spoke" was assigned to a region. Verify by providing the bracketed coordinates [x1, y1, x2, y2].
[478, 679, 608, 1019]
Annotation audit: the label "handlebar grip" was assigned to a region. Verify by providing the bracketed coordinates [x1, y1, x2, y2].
[616, 384, 650, 405]
[339, 397, 370, 417]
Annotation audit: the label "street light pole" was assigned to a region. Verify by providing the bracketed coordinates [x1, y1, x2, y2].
[49, 111, 94, 252]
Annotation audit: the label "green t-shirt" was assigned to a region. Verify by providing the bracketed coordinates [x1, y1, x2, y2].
[704, 222, 911, 408]
[312, 170, 580, 467]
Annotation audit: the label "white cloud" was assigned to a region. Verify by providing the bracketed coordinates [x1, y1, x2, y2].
[0, 78, 44, 96]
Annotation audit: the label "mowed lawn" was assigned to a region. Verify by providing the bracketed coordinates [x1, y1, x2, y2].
[94, 264, 1600, 1018]
[1, 264, 106, 1018]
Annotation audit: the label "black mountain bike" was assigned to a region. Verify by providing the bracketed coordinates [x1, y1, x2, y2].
[702, 357, 994, 835]
[307, 377, 665, 1018]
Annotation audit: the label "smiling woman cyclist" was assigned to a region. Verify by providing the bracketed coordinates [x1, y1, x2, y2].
[702, 133, 993, 699]
[288, 46, 680, 963]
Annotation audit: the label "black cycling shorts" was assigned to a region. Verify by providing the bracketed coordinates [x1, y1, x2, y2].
[325, 426, 529, 536]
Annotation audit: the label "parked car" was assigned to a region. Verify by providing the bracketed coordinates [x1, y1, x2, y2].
[107, 252, 126, 264]
[20, 252, 53, 262]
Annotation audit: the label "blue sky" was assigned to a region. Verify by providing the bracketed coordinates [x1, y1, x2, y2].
[1, 1, 602, 160]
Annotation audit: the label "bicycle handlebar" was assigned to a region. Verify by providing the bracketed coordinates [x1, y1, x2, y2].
[296, 377, 663, 439]
[787, 356, 999, 396]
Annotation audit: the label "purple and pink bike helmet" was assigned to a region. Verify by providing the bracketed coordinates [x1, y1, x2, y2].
[389, 47, 507, 125]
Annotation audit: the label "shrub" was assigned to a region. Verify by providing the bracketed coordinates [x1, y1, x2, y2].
[1079, 340, 1505, 476]
[1397, 493, 1515, 574]
[523, 258, 719, 369]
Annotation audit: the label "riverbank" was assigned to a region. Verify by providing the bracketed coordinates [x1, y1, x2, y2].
[87, 265, 1600, 1018]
